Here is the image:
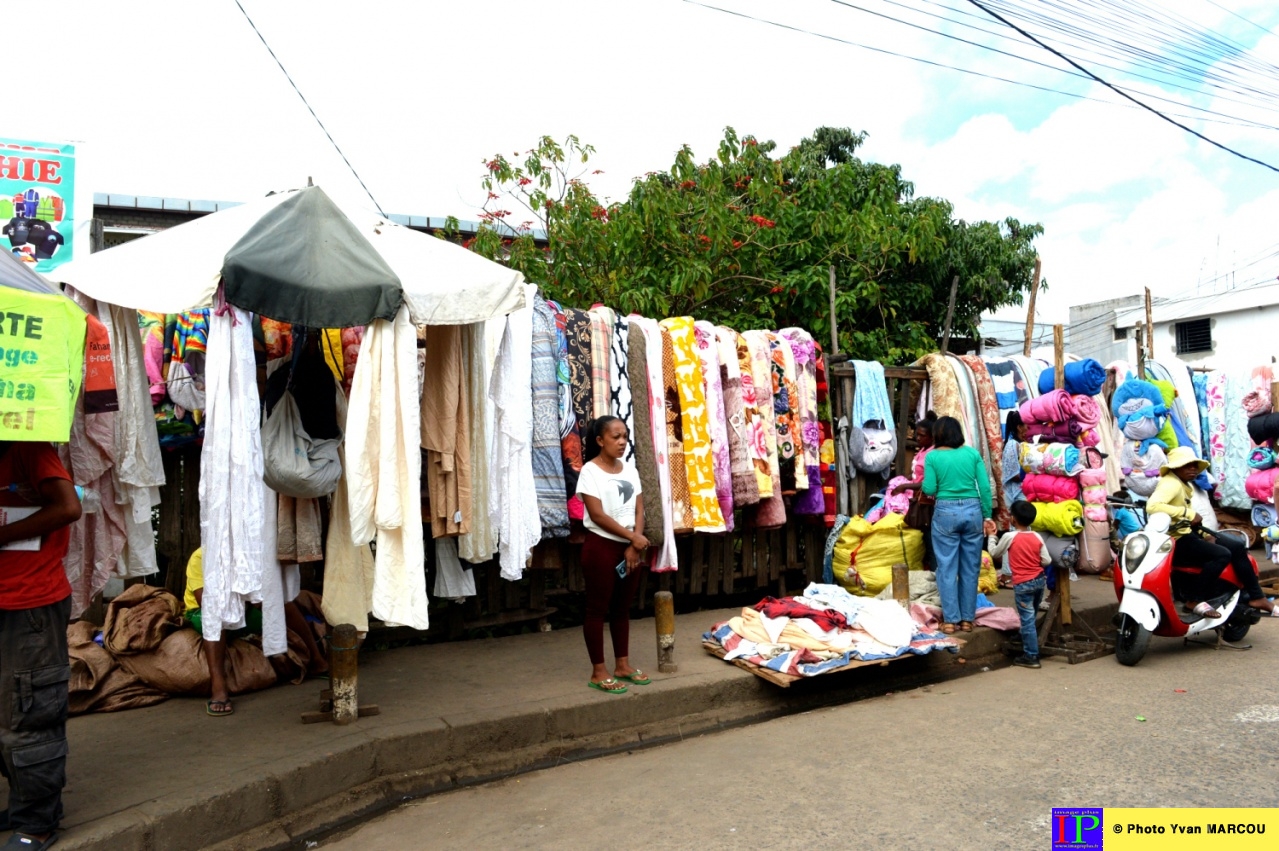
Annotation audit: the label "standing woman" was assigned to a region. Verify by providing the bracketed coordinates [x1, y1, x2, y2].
[923, 416, 996, 634]
[576, 416, 652, 693]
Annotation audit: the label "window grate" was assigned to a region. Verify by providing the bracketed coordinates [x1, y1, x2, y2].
[1175, 318, 1212, 354]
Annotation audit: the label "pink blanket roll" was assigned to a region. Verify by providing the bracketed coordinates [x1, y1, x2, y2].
[1025, 421, 1074, 442]
[1245, 467, 1279, 503]
[1019, 389, 1073, 426]
[1021, 472, 1080, 504]
[1071, 394, 1101, 427]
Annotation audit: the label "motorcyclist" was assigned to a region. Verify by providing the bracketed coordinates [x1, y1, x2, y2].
[1147, 446, 1279, 619]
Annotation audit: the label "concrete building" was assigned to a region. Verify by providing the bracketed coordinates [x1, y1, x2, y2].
[1068, 284, 1279, 373]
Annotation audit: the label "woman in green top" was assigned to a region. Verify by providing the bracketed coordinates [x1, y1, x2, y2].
[923, 416, 996, 634]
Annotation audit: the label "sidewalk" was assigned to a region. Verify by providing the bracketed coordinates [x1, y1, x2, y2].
[54, 568, 1263, 850]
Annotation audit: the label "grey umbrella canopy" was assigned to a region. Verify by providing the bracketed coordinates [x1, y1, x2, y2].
[221, 186, 403, 328]
[0, 247, 63, 294]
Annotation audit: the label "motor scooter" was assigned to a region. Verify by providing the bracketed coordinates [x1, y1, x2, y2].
[1112, 509, 1262, 666]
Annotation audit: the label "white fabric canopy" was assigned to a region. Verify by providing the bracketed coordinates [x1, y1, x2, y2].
[45, 187, 526, 325]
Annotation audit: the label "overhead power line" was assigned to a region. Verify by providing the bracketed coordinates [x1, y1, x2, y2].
[232, 0, 386, 215]
[961, 0, 1279, 174]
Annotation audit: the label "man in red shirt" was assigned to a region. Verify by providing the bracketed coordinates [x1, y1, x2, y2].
[0, 441, 82, 851]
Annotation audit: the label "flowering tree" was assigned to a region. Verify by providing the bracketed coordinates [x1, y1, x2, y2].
[460, 127, 1042, 363]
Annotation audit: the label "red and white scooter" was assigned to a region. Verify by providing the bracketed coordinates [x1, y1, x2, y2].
[1112, 510, 1262, 666]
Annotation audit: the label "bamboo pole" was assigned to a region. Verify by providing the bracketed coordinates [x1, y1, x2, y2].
[1023, 257, 1042, 357]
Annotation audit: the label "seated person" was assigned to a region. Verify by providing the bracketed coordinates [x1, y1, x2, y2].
[1147, 447, 1279, 620]
[184, 547, 328, 717]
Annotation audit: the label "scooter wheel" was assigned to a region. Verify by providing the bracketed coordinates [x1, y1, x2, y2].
[1222, 620, 1251, 643]
[1115, 614, 1151, 666]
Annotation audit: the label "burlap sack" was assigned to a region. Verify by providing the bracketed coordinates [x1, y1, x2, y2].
[119, 629, 278, 696]
[102, 584, 183, 656]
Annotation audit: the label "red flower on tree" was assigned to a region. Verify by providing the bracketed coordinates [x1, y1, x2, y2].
[748, 215, 776, 229]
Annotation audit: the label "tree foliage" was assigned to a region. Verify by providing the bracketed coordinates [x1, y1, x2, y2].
[459, 127, 1042, 363]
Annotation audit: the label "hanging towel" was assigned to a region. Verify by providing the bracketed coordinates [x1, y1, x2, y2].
[487, 292, 543, 581]
[588, 306, 614, 419]
[715, 325, 760, 509]
[321, 389, 376, 632]
[694, 321, 734, 529]
[736, 330, 773, 498]
[983, 357, 1021, 411]
[198, 299, 266, 642]
[768, 332, 806, 491]
[627, 320, 664, 545]
[1037, 358, 1105, 396]
[346, 304, 430, 629]
[530, 298, 569, 537]
[1030, 500, 1084, 537]
[662, 317, 726, 532]
[743, 330, 786, 528]
[634, 318, 677, 571]
[784, 329, 823, 514]
[851, 360, 895, 430]
[659, 325, 694, 533]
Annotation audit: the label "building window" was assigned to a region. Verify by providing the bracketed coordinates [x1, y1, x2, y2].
[1113, 326, 1128, 341]
[1175, 318, 1212, 354]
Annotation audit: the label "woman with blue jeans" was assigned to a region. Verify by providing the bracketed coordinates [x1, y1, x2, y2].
[923, 416, 995, 634]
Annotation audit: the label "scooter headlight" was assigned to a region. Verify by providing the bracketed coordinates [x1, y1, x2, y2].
[1124, 534, 1149, 571]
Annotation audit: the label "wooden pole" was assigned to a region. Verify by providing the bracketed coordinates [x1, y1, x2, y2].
[1144, 287, 1154, 364]
[1023, 257, 1042, 356]
[1135, 328, 1146, 380]
[891, 563, 910, 609]
[1052, 324, 1065, 391]
[329, 623, 359, 725]
[940, 275, 959, 354]
[828, 265, 839, 355]
[654, 591, 677, 673]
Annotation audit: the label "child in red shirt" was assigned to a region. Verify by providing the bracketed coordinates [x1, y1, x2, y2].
[987, 500, 1050, 669]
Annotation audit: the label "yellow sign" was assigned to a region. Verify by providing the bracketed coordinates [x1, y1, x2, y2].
[0, 286, 85, 442]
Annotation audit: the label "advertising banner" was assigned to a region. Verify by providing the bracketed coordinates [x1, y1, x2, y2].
[0, 137, 78, 275]
[0, 285, 87, 442]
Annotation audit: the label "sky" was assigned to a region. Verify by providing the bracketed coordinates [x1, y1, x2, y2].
[15, 0, 1279, 326]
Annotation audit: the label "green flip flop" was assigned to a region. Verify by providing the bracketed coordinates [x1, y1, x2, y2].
[587, 678, 627, 695]
[615, 670, 651, 685]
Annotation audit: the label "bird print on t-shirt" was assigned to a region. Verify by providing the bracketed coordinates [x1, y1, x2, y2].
[614, 479, 635, 504]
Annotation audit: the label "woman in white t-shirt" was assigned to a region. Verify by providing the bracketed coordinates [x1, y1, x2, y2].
[576, 416, 651, 694]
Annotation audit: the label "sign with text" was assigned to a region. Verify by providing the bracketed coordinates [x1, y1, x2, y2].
[0, 137, 78, 274]
[0, 286, 86, 441]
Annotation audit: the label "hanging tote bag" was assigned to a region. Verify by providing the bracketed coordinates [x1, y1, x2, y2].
[261, 389, 343, 498]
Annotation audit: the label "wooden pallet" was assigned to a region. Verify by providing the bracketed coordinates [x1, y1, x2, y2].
[702, 637, 965, 688]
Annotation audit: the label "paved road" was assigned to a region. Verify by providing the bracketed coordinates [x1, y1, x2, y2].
[323, 622, 1279, 851]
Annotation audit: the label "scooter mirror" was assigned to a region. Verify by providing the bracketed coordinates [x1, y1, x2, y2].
[1146, 513, 1171, 534]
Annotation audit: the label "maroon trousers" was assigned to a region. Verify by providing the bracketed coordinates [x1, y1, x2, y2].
[581, 531, 644, 665]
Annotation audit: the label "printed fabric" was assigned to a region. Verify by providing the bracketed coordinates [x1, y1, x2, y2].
[694, 321, 735, 529]
[769, 332, 807, 492]
[634, 318, 677, 571]
[715, 326, 761, 508]
[916, 353, 962, 422]
[1205, 371, 1227, 488]
[588, 306, 615, 419]
[564, 308, 594, 454]
[531, 297, 570, 537]
[736, 330, 773, 497]
[958, 355, 1010, 530]
[784, 329, 823, 515]
[1221, 375, 1252, 510]
[626, 321, 664, 545]
[610, 313, 635, 462]
[546, 300, 585, 522]
[744, 331, 786, 528]
[660, 325, 694, 533]
[661, 317, 726, 532]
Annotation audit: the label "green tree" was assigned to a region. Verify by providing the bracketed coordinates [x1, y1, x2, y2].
[460, 127, 1042, 363]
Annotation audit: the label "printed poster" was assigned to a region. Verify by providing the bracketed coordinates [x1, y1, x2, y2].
[0, 138, 78, 275]
[0, 285, 86, 442]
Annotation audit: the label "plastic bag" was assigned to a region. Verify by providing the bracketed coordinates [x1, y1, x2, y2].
[262, 391, 342, 499]
[831, 512, 925, 596]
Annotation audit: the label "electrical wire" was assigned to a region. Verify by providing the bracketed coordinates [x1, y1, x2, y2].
[961, 0, 1279, 173]
[232, 0, 387, 216]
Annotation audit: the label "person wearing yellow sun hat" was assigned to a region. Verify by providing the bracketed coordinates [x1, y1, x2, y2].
[1149, 446, 1278, 619]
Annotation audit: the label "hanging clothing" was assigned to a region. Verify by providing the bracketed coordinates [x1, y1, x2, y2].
[257, 487, 297, 658]
[530, 298, 570, 537]
[626, 320, 665, 546]
[661, 317, 726, 533]
[588, 306, 614, 419]
[694, 321, 735, 530]
[564, 308, 595, 449]
[433, 537, 476, 600]
[743, 331, 786, 528]
[489, 292, 543, 581]
[457, 322, 499, 563]
[198, 300, 267, 642]
[547, 301, 585, 523]
[276, 495, 323, 564]
[768, 332, 805, 492]
[715, 326, 760, 509]
[346, 304, 430, 630]
[633, 318, 677, 571]
[421, 324, 473, 538]
[783, 329, 823, 515]
[660, 325, 694, 533]
[610, 313, 636, 462]
[321, 389, 377, 633]
[851, 360, 895, 430]
[735, 331, 773, 498]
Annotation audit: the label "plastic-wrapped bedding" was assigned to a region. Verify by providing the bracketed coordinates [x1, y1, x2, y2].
[1037, 358, 1105, 396]
[1031, 500, 1084, 537]
[1021, 472, 1079, 503]
[1245, 467, 1279, 504]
